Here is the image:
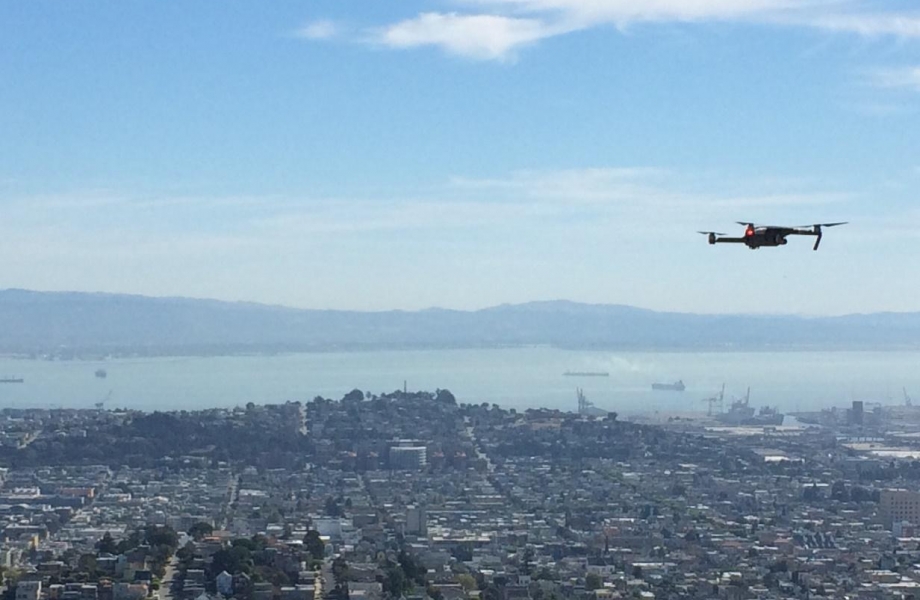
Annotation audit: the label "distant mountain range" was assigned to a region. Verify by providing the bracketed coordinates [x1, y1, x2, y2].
[1, 289, 919, 356]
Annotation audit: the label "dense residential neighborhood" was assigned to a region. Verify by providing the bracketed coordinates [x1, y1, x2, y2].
[4, 391, 920, 599]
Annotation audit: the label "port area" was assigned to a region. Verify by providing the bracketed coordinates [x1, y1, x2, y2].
[626, 402, 920, 465]
[626, 410, 800, 433]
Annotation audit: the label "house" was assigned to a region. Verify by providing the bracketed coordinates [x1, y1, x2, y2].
[216, 571, 233, 597]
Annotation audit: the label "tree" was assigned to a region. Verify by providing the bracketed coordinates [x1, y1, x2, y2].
[803, 484, 820, 501]
[457, 574, 477, 591]
[213, 547, 248, 576]
[77, 554, 97, 575]
[383, 564, 408, 597]
[189, 522, 214, 541]
[177, 542, 196, 565]
[96, 532, 118, 555]
[330, 583, 350, 600]
[343, 389, 364, 404]
[482, 585, 501, 600]
[304, 530, 325, 561]
[144, 525, 180, 551]
[831, 480, 849, 502]
[451, 544, 472, 562]
[427, 585, 444, 600]
[398, 550, 426, 587]
[324, 496, 344, 517]
[435, 389, 456, 405]
[585, 574, 602, 591]
[332, 557, 350, 582]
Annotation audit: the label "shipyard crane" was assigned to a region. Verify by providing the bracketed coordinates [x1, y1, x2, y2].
[95, 389, 112, 410]
[735, 386, 752, 407]
[701, 383, 725, 416]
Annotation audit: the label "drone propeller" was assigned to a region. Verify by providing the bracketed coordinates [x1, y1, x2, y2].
[796, 222, 848, 229]
[697, 231, 727, 236]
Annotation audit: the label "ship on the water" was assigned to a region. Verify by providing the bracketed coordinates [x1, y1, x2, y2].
[576, 388, 607, 417]
[715, 387, 784, 426]
[0, 377, 24, 384]
[652, 380, 685, 392]
[95, 369, 107, 379]
[564, 371, 609, 377]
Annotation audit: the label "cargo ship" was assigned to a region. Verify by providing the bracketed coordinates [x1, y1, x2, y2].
[751, 406, 785, 426]
[577, 388, 607, 417]
[0, 377, 24, 383]
[652, 380, 685, 392]
[564, 371, 609, 377]
[715, 388, 784, 426]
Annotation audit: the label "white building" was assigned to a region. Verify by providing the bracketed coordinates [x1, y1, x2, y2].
[389, 446, 427, 470]
[16, 581, 42, 600]
[216, 571, 234, 597]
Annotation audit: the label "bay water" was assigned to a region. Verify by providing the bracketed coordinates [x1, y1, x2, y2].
[0, 348, 917, 414]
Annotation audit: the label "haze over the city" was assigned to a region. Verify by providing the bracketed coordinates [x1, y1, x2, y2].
[2, 1, 919, 315]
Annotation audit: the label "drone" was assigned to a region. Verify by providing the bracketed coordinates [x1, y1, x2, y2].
[698, 222, 847, 251]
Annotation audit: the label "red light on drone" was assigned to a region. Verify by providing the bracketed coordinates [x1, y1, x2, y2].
[745, 225, 754, 237]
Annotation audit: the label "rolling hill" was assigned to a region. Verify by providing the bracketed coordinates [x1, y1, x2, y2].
[0, 289, 917, 356]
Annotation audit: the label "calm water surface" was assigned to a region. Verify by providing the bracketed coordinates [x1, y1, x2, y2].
[0, 348, 917, 414]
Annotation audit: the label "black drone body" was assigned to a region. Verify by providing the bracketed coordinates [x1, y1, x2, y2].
[698, 222, 847, 251]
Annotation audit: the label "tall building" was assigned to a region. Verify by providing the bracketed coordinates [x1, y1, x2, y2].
[849, 401, 864, 426]
[406, 506, 427, 536]
[880, 489, 920, 528]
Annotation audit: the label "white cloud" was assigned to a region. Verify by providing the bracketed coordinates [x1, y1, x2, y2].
[298, 19, 340, 40]
[806, 13, 920, 38]
[378, 12, 560, 60]
[481, 0, 814, 25]
[302, 0, 920, 61]
[866, 65, 920, 92]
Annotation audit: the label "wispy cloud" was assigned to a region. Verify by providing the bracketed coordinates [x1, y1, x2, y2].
[302, 1, 920, 61]
[9, 168, 852, 242]
[297, 19, 340, 41]
[806, 12, 920, 38]
[449, 168, 852, 217]
[0, 170, 883, 311]
[866, 65, 920, 92]
[480, 0, 816, 26]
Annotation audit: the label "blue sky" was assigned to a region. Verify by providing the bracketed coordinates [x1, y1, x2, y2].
[1, 0, 919, 315]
